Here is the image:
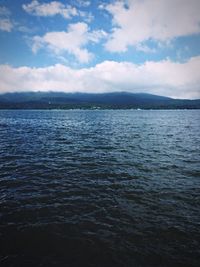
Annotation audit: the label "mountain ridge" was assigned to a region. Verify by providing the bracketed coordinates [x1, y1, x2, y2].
[0, 91, 199, 109]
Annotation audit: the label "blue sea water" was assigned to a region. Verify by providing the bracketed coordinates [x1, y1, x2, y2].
[0, 109, 200, 267]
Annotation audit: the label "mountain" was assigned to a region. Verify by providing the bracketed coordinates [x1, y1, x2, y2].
[0, 91, 199, 109]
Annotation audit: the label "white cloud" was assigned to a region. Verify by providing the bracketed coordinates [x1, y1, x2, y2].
[79, 10, 94, 23]
[23, 0, 93, 23]
[32, 22, 107, 63]
[104, 0, 200, 52]
[0, 5, 34, 33]
[0, 6, 13, 32]
[0, 56, 200, 99]
[22, 0, 77, 19]
[75, 0, 91, 7]
[0, 6, 11, 16]
[0, 18, 13, 32]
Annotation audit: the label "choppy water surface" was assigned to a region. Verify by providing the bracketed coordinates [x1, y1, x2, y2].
[0, 109, 200, 267]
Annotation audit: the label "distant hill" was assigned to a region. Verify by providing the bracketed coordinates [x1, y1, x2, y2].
[0, 91, 199, 109]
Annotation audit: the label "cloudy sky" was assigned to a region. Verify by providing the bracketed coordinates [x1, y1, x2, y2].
[0, 0, 200, 99]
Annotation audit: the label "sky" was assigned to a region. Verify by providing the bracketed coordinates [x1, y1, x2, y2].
[0, 0, 200, 99]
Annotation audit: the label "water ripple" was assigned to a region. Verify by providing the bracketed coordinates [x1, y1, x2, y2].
[0, 110, 200, 267]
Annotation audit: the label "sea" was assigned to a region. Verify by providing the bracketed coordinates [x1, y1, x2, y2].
[0, 109, 200, 267]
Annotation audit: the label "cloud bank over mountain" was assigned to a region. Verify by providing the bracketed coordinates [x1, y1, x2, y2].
[1, 56, 199, 99]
